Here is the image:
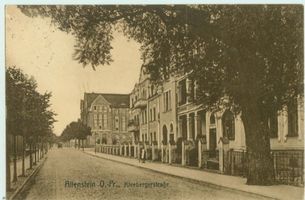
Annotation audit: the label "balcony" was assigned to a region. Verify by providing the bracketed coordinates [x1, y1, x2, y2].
[134, 98, 147, 109]
[127, 120, 139, 132]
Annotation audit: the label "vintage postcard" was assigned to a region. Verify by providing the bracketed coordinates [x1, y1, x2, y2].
[5, 4, 304, 200]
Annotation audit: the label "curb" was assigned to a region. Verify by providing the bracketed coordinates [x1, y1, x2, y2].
[83, 151, 277, 200]
[8, 155, 48, 200]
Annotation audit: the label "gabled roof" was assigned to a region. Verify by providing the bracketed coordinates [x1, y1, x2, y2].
[84, 92, 130, 109]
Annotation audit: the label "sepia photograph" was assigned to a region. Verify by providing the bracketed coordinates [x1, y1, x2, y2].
[4, 4, 304, 200]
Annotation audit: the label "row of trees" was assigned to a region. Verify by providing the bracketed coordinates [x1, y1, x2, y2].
[19, 5, 303, 185]
[59, 120, 91, 150]
[6, 66, 57, 190]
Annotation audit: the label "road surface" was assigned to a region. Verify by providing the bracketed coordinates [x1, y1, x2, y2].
[20, 148, 271, 200]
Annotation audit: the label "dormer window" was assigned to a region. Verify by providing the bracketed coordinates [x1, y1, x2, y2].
[94, 106, 97, 110]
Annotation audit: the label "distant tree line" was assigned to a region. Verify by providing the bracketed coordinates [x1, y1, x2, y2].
[6, 66, 57, 190]
[59, 120, 91, 150]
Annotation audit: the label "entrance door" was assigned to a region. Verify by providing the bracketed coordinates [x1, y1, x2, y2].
[209, 128, 217, 158]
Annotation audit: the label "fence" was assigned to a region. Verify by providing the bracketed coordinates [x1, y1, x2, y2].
[225, 150, 304, 186]
[226, 150, 247, 176]
[273, 150, 304, 186]
[95, 144, 303, 186]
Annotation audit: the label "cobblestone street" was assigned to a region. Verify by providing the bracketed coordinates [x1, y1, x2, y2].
[19, 148, 271, 200]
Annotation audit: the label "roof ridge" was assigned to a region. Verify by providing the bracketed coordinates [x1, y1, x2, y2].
[85, 92, 129, 96]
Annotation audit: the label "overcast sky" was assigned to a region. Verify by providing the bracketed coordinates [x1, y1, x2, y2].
[6, 6, 142, 136]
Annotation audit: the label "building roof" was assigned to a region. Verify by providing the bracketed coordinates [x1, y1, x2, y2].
[84, 92, 130, 108]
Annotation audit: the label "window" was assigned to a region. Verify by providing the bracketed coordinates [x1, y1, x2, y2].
[141, 112, 144, 124]
[153, 132, 157, 141]
[178, 79, 187, 105]
[150, 109, 152, 121]
[153, 107, 156, 121]
[188, 79, 195, 102]
[93, 106, 97, 110]
[222, 110, 235, 140]
[144, 109, 147, 123]
[115, 116, 119, 131]
[98, 114, 103, 128]
[103, 113, 107, 129]
[163, 90, 171, 112]
[170, 123, 174, 133]
[122, 117, 126, 131]
[142, 88, 146, 99]
[151, 85, 154, 96]
[288, 100, 298, 137]
[210, 113, 216, 125]
[93, 114, 98, 127]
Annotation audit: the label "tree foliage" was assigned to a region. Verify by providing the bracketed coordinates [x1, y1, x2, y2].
[6, 66, 57, 141]
[18, 5, 303, 185]
[60, 120, 91, 142]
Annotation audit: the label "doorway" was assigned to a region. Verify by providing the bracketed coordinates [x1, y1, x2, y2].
[209, 128, 217, 158]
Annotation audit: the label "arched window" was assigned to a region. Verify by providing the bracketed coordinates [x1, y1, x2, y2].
[222, 110, 235, 140]
[169, 123, 174, 143]
[210, 113, 216, 125]
[170, 123, 174, 133]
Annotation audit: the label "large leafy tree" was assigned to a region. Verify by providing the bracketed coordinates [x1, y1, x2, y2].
[19, 5, 303, 185]
[6, 66, 56, 140]
[6, 66, 56, 187]
[60, 120, 91, 143]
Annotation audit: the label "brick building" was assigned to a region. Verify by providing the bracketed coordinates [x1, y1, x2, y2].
[80, 93, 131, 146]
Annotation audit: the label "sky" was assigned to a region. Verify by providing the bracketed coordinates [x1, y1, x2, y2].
[6, 6, 142, 136]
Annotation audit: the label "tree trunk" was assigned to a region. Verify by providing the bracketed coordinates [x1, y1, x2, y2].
[13, 135, 17, 182]
[41, 143, 44, 158]
[7, 135, 11, 190]
[29, 143, 33, 169]
[37, 137, 40, 162]
[34, 141, 37, 165]
[82, 140, 84, 151]
[40, 142, 43, 159]
[241, 102, 274, 185]
[22, 136, 25, 176]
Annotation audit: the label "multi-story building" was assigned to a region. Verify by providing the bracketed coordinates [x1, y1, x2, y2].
[80, 92, 131, 146]
[128, 67, 304, 177]
[176, 72, 304, 172]
[128, 67, 179, 149]
[128, 67, 150, 145]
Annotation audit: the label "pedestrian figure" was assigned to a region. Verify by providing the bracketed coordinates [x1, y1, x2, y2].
[141, 148, 146, 163]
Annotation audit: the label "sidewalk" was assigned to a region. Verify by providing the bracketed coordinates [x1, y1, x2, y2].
[83, 149, 304, 200]
[7, 153, 48, 200]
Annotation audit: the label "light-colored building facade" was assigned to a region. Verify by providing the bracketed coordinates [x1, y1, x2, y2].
[128, 67, 304, 174]
[128, 68, 179, 150]
[80, 93, 131, 146]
